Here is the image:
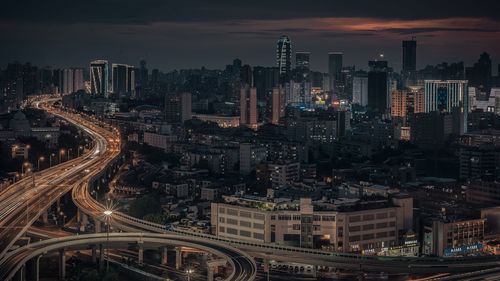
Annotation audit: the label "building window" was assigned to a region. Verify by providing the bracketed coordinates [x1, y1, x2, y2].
[240, 220, 251, 227]
[227, 218, 238, 225]
[254, 223, 264, 229]
[349, 216, 361, 223]
[253, 233, 264, 240]
[240, 211, 252, 218]
[254, 213, 265, 220]
[219, 226, 225, 233]
[376, 213, 388, 219]
[376, 222, 388, 229]
[349, 226, 361, 232]
[240, 230, 251, 237]
[227, 209, 238, 216]
[363, 224, 374, 231]
[227, 228, 238, 235]
[292, 224, 301, 230]
[219, 217, 225, 223]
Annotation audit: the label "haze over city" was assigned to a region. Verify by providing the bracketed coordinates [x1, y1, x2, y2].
[1, 1, 500, 281]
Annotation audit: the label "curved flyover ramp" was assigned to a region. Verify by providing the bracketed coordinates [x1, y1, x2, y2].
[0, 232, 257, 281]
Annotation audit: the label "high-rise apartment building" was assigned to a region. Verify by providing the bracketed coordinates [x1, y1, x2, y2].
[276, 35, 292, 83]
[90, 60, 109, 96]
[240, 86, 258, 127]
[165, 92, 192, 124]
[271, 87, 285, 125]
[352, 72, 368, 106]
[391, 86, 424, 118]
[60, 68, 84, 95]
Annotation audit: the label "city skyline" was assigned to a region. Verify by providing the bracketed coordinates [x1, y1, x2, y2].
[1, 1, 500, 72]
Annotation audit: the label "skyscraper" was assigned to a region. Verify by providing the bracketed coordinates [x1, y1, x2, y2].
[402, 40, 417, 72]
[165, 92, 192, 124]
[240, 86, 258, 127]
[367, 60, 389, 115]
[112, 64, 128, 95]
[424, 80, 468, 132]
[90, 60, 109, 97]
[241, 64, 253, 86]
[295, 52, 310, 82]
[466, 52, 492, 90]
[328, 52, 343, 80]
[295, 52, 310, 70]
[352, 72, 368, 106]
[276, 35, 292, 83]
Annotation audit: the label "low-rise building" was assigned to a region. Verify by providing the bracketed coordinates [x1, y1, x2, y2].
[211, 195, 413, 254]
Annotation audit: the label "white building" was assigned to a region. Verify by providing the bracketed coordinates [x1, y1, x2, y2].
[352, 75, 368, 106]
[211, 195, 413, 253]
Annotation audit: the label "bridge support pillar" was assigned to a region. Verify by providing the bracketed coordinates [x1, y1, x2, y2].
[27, 255, 42, 281]
[138, 245, 144, 265]
[41, 210, 48, 224]
[206, 259, 226, 281]
[160, 247, 168, 265]
[58, 249, 66, 280]
[99, 244, 104, 271]
[91, 245, 97, 263]
[14, 264, 26, 281]
[175, 247, 182, 270]
[77, 209, 88, 231]
[95, 220, 102, 233]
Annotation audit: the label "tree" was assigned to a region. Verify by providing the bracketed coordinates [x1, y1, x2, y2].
[128, 194, 163, 218]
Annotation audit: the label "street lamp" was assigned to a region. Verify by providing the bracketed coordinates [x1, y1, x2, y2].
[103, 209, 113, 273]
[78, 146, 83, 157]
[22, 162, 30, 177]
[68, 148, 72, 161]
[185, 268, 194, 281]
[50, 153, 56, 167]
[59, 149, 65, 163]
[37, 156, 45, 171]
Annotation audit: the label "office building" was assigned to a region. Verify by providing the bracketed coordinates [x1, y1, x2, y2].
[271, 87, 285, 125]
[423, 80, 468, 132]
[328, 52, 343, 81]
[276, 35, 292, 83]
[424, 218, 485, 257]
[90, 60, 109, 96]
[402, 40, 417, 72]
[211, 195, 413, 253]
[240, 86, 258, 127]
[352, 73, 368, 106]
[111, 64, 137, 97]
[165, 92, 192, 124]
[368, 61, 389, 115]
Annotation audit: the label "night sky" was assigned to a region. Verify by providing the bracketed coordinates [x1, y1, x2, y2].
[1, 0, 500, 72]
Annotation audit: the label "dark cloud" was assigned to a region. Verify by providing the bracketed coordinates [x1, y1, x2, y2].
[380, 27, 500, 35]
[1, 0, 500, 24]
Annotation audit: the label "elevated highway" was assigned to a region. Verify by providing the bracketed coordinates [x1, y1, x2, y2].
[0, 232, 257, 281]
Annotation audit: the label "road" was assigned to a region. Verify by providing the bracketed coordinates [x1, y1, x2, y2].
[0, 232, 257, 281]
[0, 100, 121, 258]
